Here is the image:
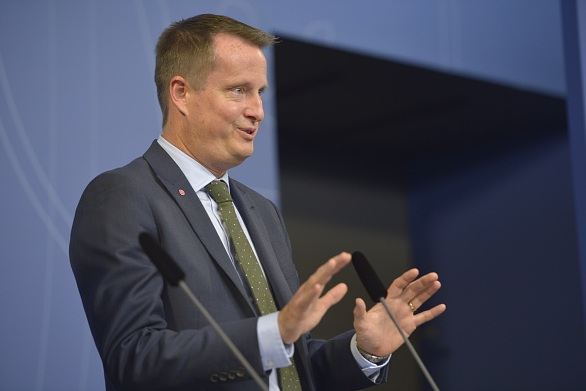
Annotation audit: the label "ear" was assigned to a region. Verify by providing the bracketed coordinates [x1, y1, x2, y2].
[169, 76, 190, 116]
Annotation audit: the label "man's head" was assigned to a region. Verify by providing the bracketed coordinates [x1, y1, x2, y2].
[156, 15, 277, 177]
[155, 14, 277, 126]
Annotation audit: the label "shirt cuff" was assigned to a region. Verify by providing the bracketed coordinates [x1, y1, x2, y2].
[350, 334, 391, 382]
[257, 312, 294, 371]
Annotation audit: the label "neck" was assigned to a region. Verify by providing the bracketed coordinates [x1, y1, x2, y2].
[160, 131, 227, 179]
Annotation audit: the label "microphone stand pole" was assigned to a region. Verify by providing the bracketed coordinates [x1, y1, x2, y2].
[377, 297, 440, 391]
[178, 281, 269, 391]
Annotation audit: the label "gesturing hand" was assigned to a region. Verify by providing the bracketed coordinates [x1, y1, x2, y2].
[353, 268, 446, 357]
[278, 252, 352, 344]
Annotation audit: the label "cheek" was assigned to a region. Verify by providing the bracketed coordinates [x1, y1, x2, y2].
[194, 99, 242, 135]
[220, 101, 244, 120]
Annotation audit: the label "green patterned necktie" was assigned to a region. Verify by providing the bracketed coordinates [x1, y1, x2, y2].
[205, 180, 302, 391]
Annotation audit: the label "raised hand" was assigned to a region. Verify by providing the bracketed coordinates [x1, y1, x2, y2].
[278, 252, 352, 344]
[353, 268, 446, 357]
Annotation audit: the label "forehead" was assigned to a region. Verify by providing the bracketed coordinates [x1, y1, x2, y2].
[213, 34, 266, 64]
[209, 33, 267, 82]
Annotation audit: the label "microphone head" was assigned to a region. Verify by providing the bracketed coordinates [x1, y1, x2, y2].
[352, 251, 387, 303]
[139, 232, 185, 286]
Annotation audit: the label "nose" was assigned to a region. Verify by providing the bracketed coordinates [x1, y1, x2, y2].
[244, 94, 264, 122]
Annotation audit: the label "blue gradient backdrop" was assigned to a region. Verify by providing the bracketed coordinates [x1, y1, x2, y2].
[0, 1, 570, 390]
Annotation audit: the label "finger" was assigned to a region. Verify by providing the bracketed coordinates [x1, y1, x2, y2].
[317, 282, 348, 311]
[407, 280, 442, 311]
[401, 272, 440, 299]
[306, 252, 352, 287]
[413, 303, 447, 327]
[387, 268, 420, 297]
[280, 281, 349, 344]
[286, 282, 348, 326]
[288, 280, 322, 311]
[353, 297, 367, 320]
[286, 253, 351, 313]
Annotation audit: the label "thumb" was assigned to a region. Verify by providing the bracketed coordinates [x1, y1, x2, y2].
[353, 297, 367, 321]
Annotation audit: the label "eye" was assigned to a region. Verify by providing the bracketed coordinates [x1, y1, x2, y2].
[233, 87, 244, 94]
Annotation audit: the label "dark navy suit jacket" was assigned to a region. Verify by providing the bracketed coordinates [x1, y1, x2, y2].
[70, 141, 387, 391]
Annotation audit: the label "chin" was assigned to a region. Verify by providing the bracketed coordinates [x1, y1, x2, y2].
[238, 147, 254, 160]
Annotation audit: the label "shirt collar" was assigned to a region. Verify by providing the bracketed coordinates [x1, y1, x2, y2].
[157, 135, 230, 192]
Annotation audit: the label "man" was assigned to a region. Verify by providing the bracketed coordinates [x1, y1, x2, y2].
[70, 14, 445, 391]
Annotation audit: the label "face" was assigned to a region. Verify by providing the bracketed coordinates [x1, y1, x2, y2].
[171, 33, 268, 177]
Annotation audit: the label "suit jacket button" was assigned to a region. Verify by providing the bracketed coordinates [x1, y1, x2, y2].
[210, 373, 219, 383]
[237, 367, 246, 377]
[219, 372, 228, 381]
[228, 370, 237, 380]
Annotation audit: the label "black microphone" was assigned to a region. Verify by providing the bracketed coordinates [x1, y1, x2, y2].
[139, 232, 269, 391]
[352, 251, 441, 391]
[351, 251, 387, 302]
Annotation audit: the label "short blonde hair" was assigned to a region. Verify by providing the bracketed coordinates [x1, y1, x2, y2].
[154, 14, 278, 126]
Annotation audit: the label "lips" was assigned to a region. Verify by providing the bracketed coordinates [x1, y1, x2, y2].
[238, 127, 256, 136]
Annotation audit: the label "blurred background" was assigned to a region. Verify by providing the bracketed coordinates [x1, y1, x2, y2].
[1, 1, 585, 390]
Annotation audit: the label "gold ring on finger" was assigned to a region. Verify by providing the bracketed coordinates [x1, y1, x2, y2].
[408, 302, 416, 312]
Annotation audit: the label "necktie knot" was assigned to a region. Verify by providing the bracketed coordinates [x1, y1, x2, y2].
[205, 180, 232, 204]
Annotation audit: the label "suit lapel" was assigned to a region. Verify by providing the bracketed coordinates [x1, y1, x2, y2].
[142, 141, 253, 311]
